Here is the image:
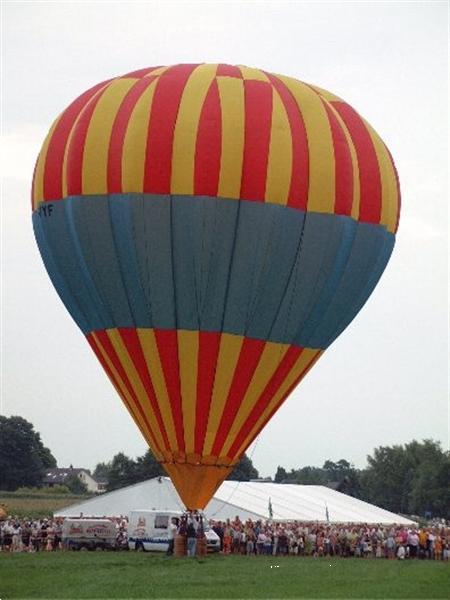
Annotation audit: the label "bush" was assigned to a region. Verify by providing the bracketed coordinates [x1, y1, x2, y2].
[12, 485, 70, 496]
[41, 485, 70, 495]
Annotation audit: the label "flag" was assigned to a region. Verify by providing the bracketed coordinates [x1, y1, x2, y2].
[268, 497, 273, 519]
[325, 503, 330, 523]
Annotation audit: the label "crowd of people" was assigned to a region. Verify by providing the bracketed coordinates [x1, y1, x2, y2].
[0, 517, 65, 552]
[209, 519, 450, 561]
[1, 514, 449, 561]
[0, 516, 127, 553]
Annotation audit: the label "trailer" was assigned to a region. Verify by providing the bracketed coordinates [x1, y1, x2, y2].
[62, 518, 117, 551]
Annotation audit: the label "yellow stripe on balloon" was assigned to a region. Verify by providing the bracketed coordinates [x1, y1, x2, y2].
[202, 333, 244, 456]
[326, 101, 361, 222]
[220, 341, 289, 458]
[216, 76, 245, 199]
[265, 87, 292, 205]
[229, 348, 322, 461]
[137, 328, 178, 451]
[382, 143, 400, 233]
[170, 64, 218, 195]
[81, 78, 137, 195]
[91, 332, 163, 461]
[364, 121, 398, 233]
[121, 79, 158, 193]
[61, 82, 112, 198]
[32, 115, 62, 209]
[106, 329, 166, 453]
[238, 66, 270, 82]
[177, 330, 200, 455]
[277, 76, 335, 215]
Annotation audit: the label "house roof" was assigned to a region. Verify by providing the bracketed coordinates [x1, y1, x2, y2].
[43, 467, 91, 484]
[55, 477, 417, 525]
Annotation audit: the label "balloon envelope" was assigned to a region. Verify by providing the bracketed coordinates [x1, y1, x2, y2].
[32, 64, 400, 509]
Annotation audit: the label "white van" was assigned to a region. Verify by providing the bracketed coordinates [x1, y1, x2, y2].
[128, 509, 220, 553]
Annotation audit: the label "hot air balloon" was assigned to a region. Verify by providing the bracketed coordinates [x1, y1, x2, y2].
[32, 64, 400, 510]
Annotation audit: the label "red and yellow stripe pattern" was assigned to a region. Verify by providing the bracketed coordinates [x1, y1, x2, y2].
[32, 64, 400, 508]
[87, 327, 321, 508]
[32, 63, 400, 233]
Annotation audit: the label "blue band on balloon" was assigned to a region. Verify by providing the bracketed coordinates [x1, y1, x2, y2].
[32, 194, 395, 350]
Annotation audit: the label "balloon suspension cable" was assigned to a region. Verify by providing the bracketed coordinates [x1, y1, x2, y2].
[209, 434, 261, 518]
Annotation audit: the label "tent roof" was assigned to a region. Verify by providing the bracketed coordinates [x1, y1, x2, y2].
[55, 477, 416, 525]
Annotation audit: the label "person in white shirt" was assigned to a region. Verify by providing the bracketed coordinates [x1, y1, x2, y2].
[166, 517, 178, 556]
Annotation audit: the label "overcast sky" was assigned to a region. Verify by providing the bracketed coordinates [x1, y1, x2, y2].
[1, 1, 448, 478]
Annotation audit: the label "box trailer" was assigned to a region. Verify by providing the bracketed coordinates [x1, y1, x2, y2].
[62, 518, 117, 551]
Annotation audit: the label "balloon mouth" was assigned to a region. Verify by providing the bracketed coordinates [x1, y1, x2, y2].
[162, 460, 235, 511]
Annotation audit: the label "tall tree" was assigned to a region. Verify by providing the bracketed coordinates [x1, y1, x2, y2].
[293, 466, 328, 485]
[101, 449, 165, 491]
[360, 444, 411, 513]
[93, 462, 111, 481]
[106, 452, 139, 491]
[134, 450, 165, 481]
[0, 416, 56, 490]
[65, 474, 89, 495]
[405, 440, 449, 517]
[274, 466, 287, 483]
[322, 459, 361, 497]
[227, 454, 259, 481]
[360, 439, 448, 516]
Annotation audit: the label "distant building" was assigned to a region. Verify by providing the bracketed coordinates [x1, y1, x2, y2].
[42, 467, 107, 493]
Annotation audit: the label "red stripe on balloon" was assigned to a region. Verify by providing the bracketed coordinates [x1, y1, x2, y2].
[118, 328, 171, 452]
[153, 329, 185, 451]
[331, 102, 381, 224]
[66, 90, 107, 196]
[107, 77, 156, 193]
[216, 64, 243, 78]
[227, 345, 303, 459]
[211, 337, 266, 457]
[91, 330, 163, 455]
[240, 80, 273, 202]
[268, 74, 309, 210]
[44, 80, 111, 201]
[143, 64, 199, 194]
[232, 350, 321, 462]
[195, 331, 222, 455]
[194, 79, 222, 197]
[86, 334, 129, 406]
[323, 102, 353, 216]
[86, 334, 144, 440]
[86, 334, 152, 444]
[232, 350, 322, 461]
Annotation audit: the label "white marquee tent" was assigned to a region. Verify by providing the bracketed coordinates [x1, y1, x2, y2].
[55, 477, 416, 525]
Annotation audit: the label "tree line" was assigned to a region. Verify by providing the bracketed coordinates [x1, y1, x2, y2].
[273, 440, 450, 519]
[1, 416, 448, 519]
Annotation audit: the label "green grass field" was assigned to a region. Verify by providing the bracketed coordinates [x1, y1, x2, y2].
[0, 552, 449, 599]
[0, 492, 91, 519]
